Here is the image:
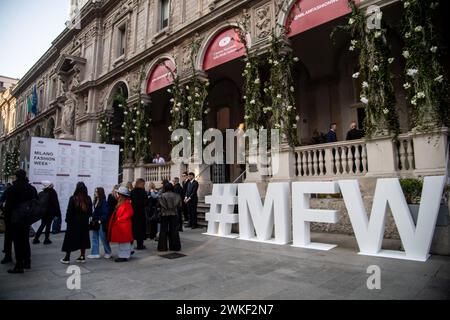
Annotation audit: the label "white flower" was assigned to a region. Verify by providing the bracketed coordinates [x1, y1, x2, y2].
[287, 105, 293, 111]
[292, 124, 297, 129]
[415, 26, 423, 33]
[362, 81, 369, 88]
[349, 46, 355, 51]
[246, 62, 251, 68]
[402, 51, 410, 59]
[195, 93, 200, 98]
[167, 89, 172, 93]
[403, 82, 411, 90]
[273, 61, 279, 66]
[170, 98, 175, 102]
[254, 78, 260, 84]
[351, 40, 358, 46]
[352, 72, 360, 79]
[290, 86, 295, 92]
[348, 18, 355, 25]
[185, 85, 190, 90]
[268, 59, 273, 64]
[168, 126, 173, 131]
[430, 46, 438, 53]
[295, 115, 300, 121]
[250, 99, 256, 105]
[124, 111, 128, 115]
[121, 136, 124, 140]
[244, 115, 250, 120]
[417, 92, 426, 99]
[129, 137, 133, 141]
[136, 111, 140, 115]
[132, 147, 135, 151]
[374, 31, 382, 39]
[145, 123, 149, 127]
[180, 122, 184, 126]
[97, 130, 100, 134]
[407, 68, 419, 77]
[404, 1, 410, 8]
[132, 130, 136, 134]
[360, 97, 369, 104]
[243, 95, 247, 100]
[430, 2, 439, 9]
[195, 101, 200, 105]
[174, 107, 180, 112]
[204, 109, 210, 114]
[144, 138, 148, 142]
[177, 102, 182, 107]
[388, 58, 394, 64]
[411, 97, 417, 105]
[293, 57, 299, 62]
[383, 108, 389, 115]
[434, 75, 444, 83]
[120, 149, 124, 152]
[404, 32, 411, 39]
[372, 65, 379, 72]
[187, 96, 192, 101]
[277, 94, 282, 99]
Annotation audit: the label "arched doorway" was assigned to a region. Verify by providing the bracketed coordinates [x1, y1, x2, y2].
[145, 57, 176, 162]
[46, 118, 55, 138]
[108, 81, 128, 182]
[201, 26, 246, 183]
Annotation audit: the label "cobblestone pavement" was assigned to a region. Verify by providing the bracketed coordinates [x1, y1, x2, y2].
[0, 230, 449, 300]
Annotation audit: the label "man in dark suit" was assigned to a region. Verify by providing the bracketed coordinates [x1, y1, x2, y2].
[130, 178, 148, 250]
[326, 123, 338, 143]
[346, 121, 364, 140]
[172, 177, 184, 232]
[184, 172, 199, 229]
[181, 172, 189, 224]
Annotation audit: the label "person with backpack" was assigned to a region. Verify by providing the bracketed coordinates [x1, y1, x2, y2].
[33, 181, 61, 245]
[4, 170, 37, 274]
[60, 182, 92, 264]
[87, 187, 112, 259]
[157, 183, 182, 252]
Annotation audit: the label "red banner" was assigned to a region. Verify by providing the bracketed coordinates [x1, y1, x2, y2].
[287, 0, 358, 37]
[146, 59, 176, 94]
[203, 28, 246, 71]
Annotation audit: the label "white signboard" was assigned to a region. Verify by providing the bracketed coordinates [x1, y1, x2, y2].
[29, 137, 120, 231]
[205, 176, 447, 262]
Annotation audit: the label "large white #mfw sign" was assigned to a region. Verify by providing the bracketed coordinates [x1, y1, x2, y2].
[204, 177, 447, 262]
[29, 137, 119, 231]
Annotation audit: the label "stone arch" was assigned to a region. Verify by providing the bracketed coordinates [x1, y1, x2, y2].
[276, 0, 297, 36]
[105, 80, 130, 111]
[34, 125, 42, 137]
[142, 54, 177, 94]
[195, 22, 250, 71]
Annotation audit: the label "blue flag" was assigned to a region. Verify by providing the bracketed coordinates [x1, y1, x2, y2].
[31, 86, 38, 116]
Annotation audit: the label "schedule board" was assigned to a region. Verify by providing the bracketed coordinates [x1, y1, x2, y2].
[29, 137, 119, 231]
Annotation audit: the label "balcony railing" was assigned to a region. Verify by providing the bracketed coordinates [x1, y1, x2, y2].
[144, 163, 172, 183]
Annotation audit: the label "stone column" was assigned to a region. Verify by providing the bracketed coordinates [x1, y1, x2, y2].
[365, 134, 398, 177]
[122, 161, 135, 184]
[412, 127, 449, 176]
[270, 143, 296, 182]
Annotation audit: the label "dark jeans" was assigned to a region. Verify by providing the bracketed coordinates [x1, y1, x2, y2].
[177, 208, 183, 231]
[34, 217, 52, 241]
[182, 203, 189, 222]
[3, 220, 12, 258]
[12, 224, 31, 269]
[187, 198, 198, 227]
[158, 215, 181, 251]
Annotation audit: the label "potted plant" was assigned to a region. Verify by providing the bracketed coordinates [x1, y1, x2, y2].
[400, 178, 450, 226]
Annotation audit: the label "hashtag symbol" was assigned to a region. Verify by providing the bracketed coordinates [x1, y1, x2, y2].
[204, 184, 239, 238]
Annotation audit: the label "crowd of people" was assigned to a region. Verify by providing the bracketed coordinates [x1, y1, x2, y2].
[0, 169, 200, 273]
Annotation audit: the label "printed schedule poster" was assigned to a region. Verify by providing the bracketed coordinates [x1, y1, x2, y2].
[29, 137, 120, 231]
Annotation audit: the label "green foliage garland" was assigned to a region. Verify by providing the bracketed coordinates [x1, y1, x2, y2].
[237, 13, 265, 130]
[401, 0, 449, 130]
[98, 114, 112, 144]
[4, 147, 20, 181]
[264, 29, 300, 146]
[333, 0, 400, 137]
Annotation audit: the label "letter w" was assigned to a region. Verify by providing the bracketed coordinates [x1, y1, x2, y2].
[339, 176, 446, 261]
[238, 183, 291, 244]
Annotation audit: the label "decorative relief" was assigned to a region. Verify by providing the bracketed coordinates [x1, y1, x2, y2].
[255, 4, 272, 40]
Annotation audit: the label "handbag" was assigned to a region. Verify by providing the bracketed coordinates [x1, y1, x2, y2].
[89, 218, 101, 231]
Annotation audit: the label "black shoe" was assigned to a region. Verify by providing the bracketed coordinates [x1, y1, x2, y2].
[75, 256, 86, 263]
[43, 239, 52, 245]
[1, 257, 12, 264]
[131, 251, 135, 255]
[32, 239, 40, 244]
[114, 258, 128, 262]
[7, 267, 24, 274]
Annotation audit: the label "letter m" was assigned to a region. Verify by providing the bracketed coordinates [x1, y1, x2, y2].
[238, 183, 291, 244]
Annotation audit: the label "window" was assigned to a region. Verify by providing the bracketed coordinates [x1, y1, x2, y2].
[0, 81, 4, 88]
[117, 24, 126, 58]
[51, 78, 57, 100]
[160, 0, 170, 30]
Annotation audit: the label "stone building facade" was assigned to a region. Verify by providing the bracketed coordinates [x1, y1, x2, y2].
[0, 0, 449, 251]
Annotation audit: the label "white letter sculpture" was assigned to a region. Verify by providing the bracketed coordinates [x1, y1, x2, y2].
[339, 176, 446, 262]
[204, 184, 239, 238]
[238, 183, 291, 244]
[292, 181, 340, 250]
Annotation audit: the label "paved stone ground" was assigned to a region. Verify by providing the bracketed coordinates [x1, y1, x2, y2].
[0, 230, 449, 300]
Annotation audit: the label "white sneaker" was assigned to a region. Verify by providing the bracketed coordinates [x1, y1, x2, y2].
[103, 254, 111, 259]
[87, 254, 101, 259]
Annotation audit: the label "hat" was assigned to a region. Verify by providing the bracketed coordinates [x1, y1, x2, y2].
[42, 180, 53, 189]
[117, 186, 130, 197]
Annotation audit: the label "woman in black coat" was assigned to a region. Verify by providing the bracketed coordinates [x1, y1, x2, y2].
[60, 182, 92, 264]
[33, 181, 61, 245]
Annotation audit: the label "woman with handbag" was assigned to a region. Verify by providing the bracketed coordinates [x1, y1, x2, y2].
[60, 182, 92, 264]
[87, 187, 112, 259]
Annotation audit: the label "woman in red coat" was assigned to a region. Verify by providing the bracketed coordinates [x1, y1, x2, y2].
[108, 187, 134, 262]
